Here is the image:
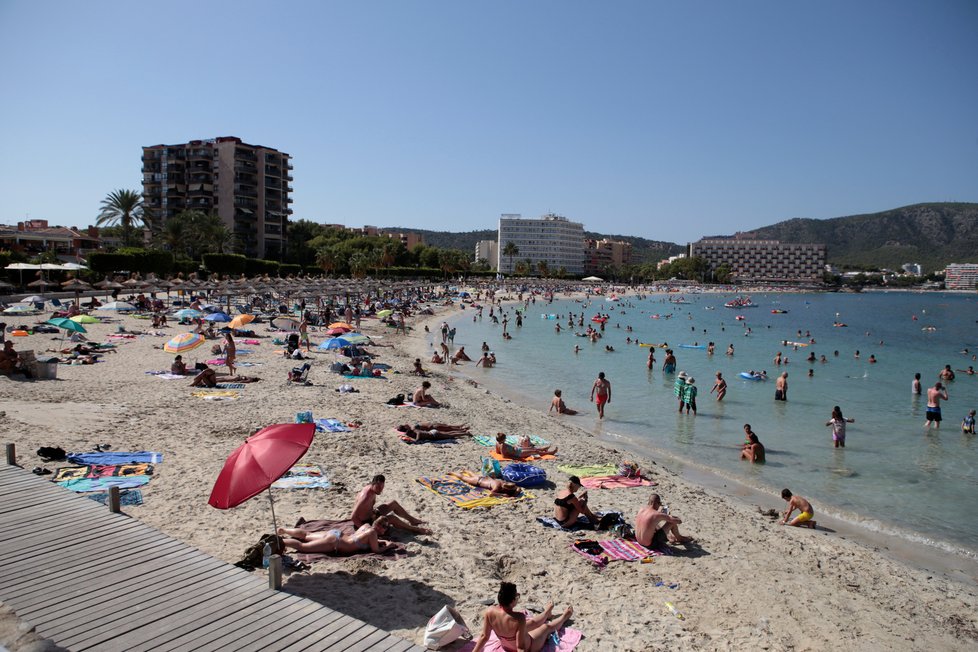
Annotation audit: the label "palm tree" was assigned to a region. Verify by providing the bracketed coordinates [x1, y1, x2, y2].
[502, 241, 519, 275]
[316, 247, 338, 275]
[537, 260, 549, 278]
[97, 189, 144, 246]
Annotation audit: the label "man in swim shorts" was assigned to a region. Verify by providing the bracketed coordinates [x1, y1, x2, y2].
[924, 382, 949, 429]
[780, 488, 816, 529]
[590, 371, 611, 419]
[635, 493, 693, 548]
[351, 474, 431, 534]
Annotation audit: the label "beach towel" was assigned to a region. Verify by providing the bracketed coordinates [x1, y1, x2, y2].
[570, 538, 665, 566]
[86, 489, 144, 506]
[214, 383, 246, 389]
[491, 450, 556, 462]
[395, 429, 458, 445]
[457, 623, 582, 652]
[384, 401, 432, 408]
[556, 464, 619, 477]
[579, 475, 656, 490]
[146, 371, 187, 380]
[54, 463, 154, 493]
[272, 464, 332, 490]
[535, 511, 621, 532]
[290, 518, 408, 563]
[342, 373, 386, 380]
[315, 418, 350, 433]
[473, 434, 550, 448]
[191, 390, 239, 400]
[67, 451, 163, 465]
[204, 358, 228, 366]
[416, 475, 534, 509]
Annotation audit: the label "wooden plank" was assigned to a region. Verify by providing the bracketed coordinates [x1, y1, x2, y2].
[338, 627, 395, 652]
[2, 487, 95, 511]
[5, 542, 196, 608]
[114, 574, 274, 652]
[0, 497, 107, 529]
[275, 612, 365, 652]
[296, 616, 372, 651]
[161, 592, 306, 652]
[50, 561, 246, 648]
[379, 638, 423, 652]
[0, 516, 145, 559]
[231, 607, 348, 652]
[189, 594, 325, 652]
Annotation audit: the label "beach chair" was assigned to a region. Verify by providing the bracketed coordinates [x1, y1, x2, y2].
[288, 363, 312, 385]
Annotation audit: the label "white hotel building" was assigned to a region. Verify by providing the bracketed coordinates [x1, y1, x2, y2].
[944, 263, 978, 290]
[497, 213, 585, 275]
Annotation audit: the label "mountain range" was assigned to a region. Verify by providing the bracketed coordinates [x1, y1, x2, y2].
[386, 202, 978, 273]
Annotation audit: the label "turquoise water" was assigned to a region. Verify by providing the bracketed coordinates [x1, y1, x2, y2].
[447, 291, 978, 558]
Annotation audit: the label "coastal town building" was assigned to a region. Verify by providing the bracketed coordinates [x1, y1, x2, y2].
[689, 238, 827, 284]
[902, 263, 923, 276]
[497, 213, 585, 275]
[0, 220, 103, 261]
[141, 137, 292, 260]
[325, 224, 423, 251]
[944, 263, 978, 290]
[584, 238, 633, 275]
[474, 240, 499, 270]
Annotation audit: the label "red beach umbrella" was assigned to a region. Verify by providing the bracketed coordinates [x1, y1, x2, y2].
[208, 423, 315, 532]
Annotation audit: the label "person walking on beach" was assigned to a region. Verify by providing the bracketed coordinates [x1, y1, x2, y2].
[924, 382, 949, 429]
[826, 406, 855, 448]
[775, 372, 788, 401]
[223, 331, 236, 376]
[299, 317, 310, 353]
[590, 371, 611, 419]
[780, 489, 816, 529]
[711, 372, 726, 401]
[472, 582, 573, 652]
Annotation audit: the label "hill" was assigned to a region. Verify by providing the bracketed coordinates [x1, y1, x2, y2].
[734, 203, 978, 273]
[383, 227, 685, 264]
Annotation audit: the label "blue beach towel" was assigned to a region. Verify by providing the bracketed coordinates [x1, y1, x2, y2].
[86, 489, 144, 506]
[67, 451, 164, 465]
[315, 418, 350, 433]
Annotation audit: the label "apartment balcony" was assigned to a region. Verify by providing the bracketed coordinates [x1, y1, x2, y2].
[286, 186, 293, 193]
[286, 197, 294, 203]
[234, 186, 258, 198]
[286, 174, 294, 182]
[286, 162, 293, 170]
[235, 149, 257, 161]
[264, 225, 283, 235]
[264, 165, 281, 175]
[234, 208, 257, 222]
[234, 161, 257, 172]
[141, 164, 162, 173]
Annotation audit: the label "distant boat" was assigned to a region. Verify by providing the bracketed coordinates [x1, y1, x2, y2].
[771, 309, 788, 314]
[724, 297, 758, 309]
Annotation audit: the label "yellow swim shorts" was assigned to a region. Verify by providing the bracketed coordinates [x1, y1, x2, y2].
[795, 511, 813, 523]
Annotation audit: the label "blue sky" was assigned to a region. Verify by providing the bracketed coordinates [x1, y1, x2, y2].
[0, 0, 975, 244]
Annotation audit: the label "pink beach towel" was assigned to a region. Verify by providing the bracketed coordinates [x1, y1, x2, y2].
[579, 475, 657, 490]
[571, 539, 666, 566]
[458, 625, 582, 652]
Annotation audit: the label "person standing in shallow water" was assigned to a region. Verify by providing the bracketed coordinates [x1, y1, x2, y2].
[775, 372, 788, 401]
[590, 371, 611, 419]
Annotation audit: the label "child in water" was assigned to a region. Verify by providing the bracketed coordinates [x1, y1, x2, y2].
[962, 409, 976, 434]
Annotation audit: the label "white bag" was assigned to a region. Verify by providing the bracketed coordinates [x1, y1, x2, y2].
[423, 605, 470, 649]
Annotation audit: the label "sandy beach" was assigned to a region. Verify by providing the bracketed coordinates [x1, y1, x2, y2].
[2, 292, 978, 651]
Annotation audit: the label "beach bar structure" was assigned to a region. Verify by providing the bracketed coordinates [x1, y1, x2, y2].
[0, 453, 422, 652]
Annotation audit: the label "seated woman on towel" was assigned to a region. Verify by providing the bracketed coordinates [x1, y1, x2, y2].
[191, 366, 218, 387]
[277, 517, 393, 555]
[171, 355, 191, 375]
[495, 432, 557, 459]
[448, 471, 520, 496]
[553, 475, 599, 528]
[396, 424, 471, 441]
[472, 581, 573, 652]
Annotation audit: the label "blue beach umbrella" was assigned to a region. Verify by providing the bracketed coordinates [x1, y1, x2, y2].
[203, 312, 232, 322]
[174, 308, 203, 320]
[317, 337, 351, 350]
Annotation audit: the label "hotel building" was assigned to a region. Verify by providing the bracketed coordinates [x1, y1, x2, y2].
[944, 263, 978, 290]
[584, 238, 633, 275]
[474, 240, 499, 270]
[689, 238, 827, 284]
[497, 213, 585, 276]
[141, 137, 292, 259]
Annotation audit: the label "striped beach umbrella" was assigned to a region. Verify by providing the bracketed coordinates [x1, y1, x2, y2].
[175, 308, 203, 320]
[164, 332, 206, 354]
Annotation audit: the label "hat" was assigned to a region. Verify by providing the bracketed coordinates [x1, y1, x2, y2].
[687, 378, 695, 384]
[678, 371, 687, 378]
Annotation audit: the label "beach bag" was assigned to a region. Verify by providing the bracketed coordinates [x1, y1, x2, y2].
[617, 460, 641, 478]
[501, 463, 547, 487]
[387, 393, 406, 405]
[610, 522, 635, 540]
[480, 456, 503, 479]
[295, 411, 314, 424]
[423, 605, 470, 649]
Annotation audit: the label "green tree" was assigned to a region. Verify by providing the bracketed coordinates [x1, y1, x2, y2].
[502, 241, 519, 273]
[536, 260, 549, 277]
[97, 189, 144, 246]
[316, 247, 339, 275]
[714, 264, 733, 284]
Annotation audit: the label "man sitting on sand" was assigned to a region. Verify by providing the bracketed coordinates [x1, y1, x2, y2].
[278, 517, 393, 555]
[635, 493, 693, 549]
[495, 432, 557, 459]
[412, 358, 428, 376]
[351, 474, 431, 534]
[395, 423, 471, 441]
[549, 389, 578, 415]
[780, 488, 816, 529]
[451, 346, 472, 364]
[413, 380, 440, 407]
[448, 471, 521, 496]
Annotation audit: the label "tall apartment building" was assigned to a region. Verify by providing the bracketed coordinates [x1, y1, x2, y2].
[689, 238, 826, 284]
[497, 213, 585, 276]
[142, 136, 292, 259]
[584, 238, 633, 275]
[944, 263, 978, 290]
[474, 240, 499, 270]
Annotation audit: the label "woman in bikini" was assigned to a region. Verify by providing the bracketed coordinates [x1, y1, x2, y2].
[553, 476, 598, 527]
[277, 516, 392, 555]
[396, 425, 471, 441]
[495, 432, 557, 459]
[472, 582, 573, 652]
[448, 471, 520, 496]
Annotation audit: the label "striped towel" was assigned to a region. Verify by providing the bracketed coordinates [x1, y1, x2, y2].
[215, 383, 246, 389]
[580, 475, 656, 490]
[557, 464, 619, 477]
[315, 418, 350, 433]
[416, 475, 534, 509]
[473, 434, 549, 447]
[571, 539, 666, 566]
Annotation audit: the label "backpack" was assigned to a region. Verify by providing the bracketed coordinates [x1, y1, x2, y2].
[386, 394, 406, 406]
[501, 462, 547, 487]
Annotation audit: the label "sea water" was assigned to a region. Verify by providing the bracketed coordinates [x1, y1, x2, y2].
[445, 291, 978, 559]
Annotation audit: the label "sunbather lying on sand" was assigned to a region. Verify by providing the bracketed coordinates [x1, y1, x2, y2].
[278, 517, 393, 554]
[191, 367, 218, 387]
[495, 432, 557, 459]
[448, 471, 520, 496]
[396, 424, 471, 441]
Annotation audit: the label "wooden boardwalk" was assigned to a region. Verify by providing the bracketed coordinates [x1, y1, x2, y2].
[0, 463, 424, 651]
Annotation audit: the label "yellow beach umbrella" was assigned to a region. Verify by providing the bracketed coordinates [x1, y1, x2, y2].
[229, 314, 255, 330]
